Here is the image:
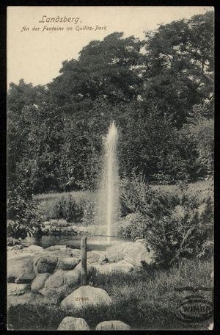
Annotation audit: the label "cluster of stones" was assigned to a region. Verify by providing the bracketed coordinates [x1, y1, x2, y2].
[7, 240, 154, 329]
[39, 219, 108, 236]
[41, 219, 84, 236]
[57, 316, 131, 330]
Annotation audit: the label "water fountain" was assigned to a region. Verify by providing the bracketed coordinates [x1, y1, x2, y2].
[96, 121, 120, 243]
[21, 122, 121, 251]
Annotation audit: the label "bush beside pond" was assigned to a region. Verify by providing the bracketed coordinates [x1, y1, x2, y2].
[118, 176, 213, 267]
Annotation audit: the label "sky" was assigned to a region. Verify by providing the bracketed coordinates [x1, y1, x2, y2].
[7, 6, 213, 86]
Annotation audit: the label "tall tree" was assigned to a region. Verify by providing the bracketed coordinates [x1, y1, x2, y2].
[48, 32, 143, 106]
[7, 12, 214, 193]
[142, 11, 214, 127]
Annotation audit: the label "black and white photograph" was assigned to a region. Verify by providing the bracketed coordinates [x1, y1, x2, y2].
[7, 6, 214, 330]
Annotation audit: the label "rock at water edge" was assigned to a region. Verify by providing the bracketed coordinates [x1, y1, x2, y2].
[35, 255, 58, 274]
[94, 260, 134, 274]
[31, 273, 50, 292]
[106, 241, 155, 266]
[57, 257, 80, 271]
[25, 245, 44, 253]
[64, 268, 81, 286]
[43, 270, 65, 289]
[8, 283, 29, 296]
[87, 251, 103, 264]
[7, 255, 35, 283]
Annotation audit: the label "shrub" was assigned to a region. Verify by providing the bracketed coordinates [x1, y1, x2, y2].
[200, 195, 213, 224]
[46, 195, 84, 223]
[120, 172, 178, 218]
[7, 186, 42, 238]
[147, 215, 207, 267]
[41, 194, 96, 225]
[119, 174, 213, 267]
[119, 213, 150, 240]
[120, 172, 151, 216]
[181, 108, 214, 178]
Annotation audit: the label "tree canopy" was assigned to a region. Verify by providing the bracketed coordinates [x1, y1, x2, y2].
[7, 11, 214, 195]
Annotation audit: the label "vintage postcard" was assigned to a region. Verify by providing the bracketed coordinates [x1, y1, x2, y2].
[7, 6, 214, 330]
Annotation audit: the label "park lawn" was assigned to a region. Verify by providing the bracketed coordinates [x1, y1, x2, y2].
[151, 179, 213, 200]
[33, 179, 213, 202]
[7, 258, 213, 330]
[34, 179, 213, 222]
[33, 190, 95, 202]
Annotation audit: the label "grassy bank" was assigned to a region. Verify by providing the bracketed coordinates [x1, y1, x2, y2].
[8, 258, 213, 330]
[151, 179, 213, 200]
[34, 179, 213, 224]
[33, 190, 95, 203]
[33, 179, 213, 202]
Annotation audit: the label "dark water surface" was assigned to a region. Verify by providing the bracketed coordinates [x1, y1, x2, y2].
[22, 234, 125, 251]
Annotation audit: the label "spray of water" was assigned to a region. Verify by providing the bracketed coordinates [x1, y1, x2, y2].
[96, 121, 120, 243]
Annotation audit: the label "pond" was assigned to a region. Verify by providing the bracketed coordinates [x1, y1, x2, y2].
[21, 234, 126, 251]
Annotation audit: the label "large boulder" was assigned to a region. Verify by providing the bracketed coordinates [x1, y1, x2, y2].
[35, 255, 58, 274]
[64, 268, 81, 286]
[44, 270, 65, 289]
[94, 260, 134, 275]
[8, 246, 37, 260]
[96, 320, 131, 330]
[31, 273, 50, 292]
[60, 285, 112, 310]
[25, 245, 44, 253]
[8, 283, 29, 296]
[40, 284, 69, 299]
[57, 257, 80, 271]
[44, 247, 74, 258]
[73, 263, 96, 277]
[124, 251, 153, 267]
[105, 242, 134, 262]
[87, 251, 103, 264]
[46, 245, 66, 251]
[7, 255, 35, 283]
[106, 241, 154, 266]
[39, 270, 78, 298]
[70, 249, 81, 258]
[57, 317, 90, 330]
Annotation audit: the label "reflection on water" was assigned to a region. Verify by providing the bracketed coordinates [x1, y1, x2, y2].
[22, 234, 124, 251]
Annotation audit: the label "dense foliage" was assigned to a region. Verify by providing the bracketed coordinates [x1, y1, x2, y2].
[7, 182, 42, 238]
[8, 12, 214, 197]
[46, 195, 84, 223]
[119, 175, 213, 266]
[7, 12, 214, 243]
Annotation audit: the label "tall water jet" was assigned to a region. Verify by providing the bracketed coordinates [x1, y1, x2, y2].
[96, 121, 120, 243]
